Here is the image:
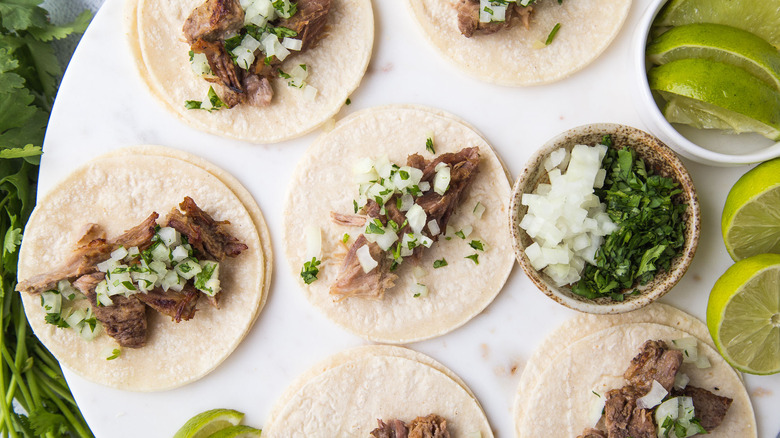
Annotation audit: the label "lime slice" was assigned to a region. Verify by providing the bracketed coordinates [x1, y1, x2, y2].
[646, 23, 780, 92]
[173, 409, 244, 438]
[208, 425, 262, 438]
[707, 254, 780, 375]
[654, 0, 780, 49]
[721, 158, 780, 260]
[648, 58, 780, 140]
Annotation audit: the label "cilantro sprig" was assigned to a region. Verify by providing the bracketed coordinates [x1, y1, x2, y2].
[572, 140, 686, 299]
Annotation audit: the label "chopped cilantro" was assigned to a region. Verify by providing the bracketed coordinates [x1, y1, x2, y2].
[346, 98, 351, 105]
[455, 230, 466, 239]
[44, 313, 69, 328]
[342, 233, 350, 243]
[425, 137, 435, 154]
[353, 199, 359, 213]
[300, 257, 321, 284]
[545, 23, 561, 45]
[469, 240, 484, 251]
[366, 219, 385, 234]
[465, 254, 479, 264]
[571, 146, 686, 299]
[278, 69, 291, 79]
[106, 349, 121, 361]
[433, 258, 448, 268]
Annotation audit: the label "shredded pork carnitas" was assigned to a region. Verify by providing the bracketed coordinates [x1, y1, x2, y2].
[183, 0, 330, 107]
[17, 197, 247, 348]
[329, 147, 480, 300]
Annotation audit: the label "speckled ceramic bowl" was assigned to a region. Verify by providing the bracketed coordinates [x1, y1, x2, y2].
[509, 124, 700, 314]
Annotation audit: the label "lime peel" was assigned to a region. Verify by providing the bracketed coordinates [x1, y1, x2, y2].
[708, 254, 780, 375]
[173, 409, 245, 438]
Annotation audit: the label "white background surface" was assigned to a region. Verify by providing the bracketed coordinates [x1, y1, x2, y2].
[38, 0, 780, 436]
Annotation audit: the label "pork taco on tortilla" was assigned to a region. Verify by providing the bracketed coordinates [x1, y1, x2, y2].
[126, 0, 373, 143]
[16, 146, 271, 390]
[263, 345, 493, 437]
[282, 105, 515, 343]
[514, 304, 756, 437]
[406, 0, 632, 85]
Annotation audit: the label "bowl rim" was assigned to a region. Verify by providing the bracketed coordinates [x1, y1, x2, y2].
[632, 0, 780, 166]
[509, 123, 701, 314]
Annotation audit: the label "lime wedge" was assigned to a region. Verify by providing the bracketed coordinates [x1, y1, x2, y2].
[654, 0, 780, 49]
[648, 58, 780, 140]
[173, 409, 244, 438]
[208, 425, 262, 438]
[647, 23, 780, 92]
[708, 254, 780, 375]
[721, 158, 780, 260]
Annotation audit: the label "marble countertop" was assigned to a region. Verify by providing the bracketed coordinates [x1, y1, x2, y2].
[40, 0, 780, 436]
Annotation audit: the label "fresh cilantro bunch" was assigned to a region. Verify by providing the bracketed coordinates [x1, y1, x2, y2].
[1, 0, 90, 155]
[0, 1, 93, 436]
[572, 139, 687, 300]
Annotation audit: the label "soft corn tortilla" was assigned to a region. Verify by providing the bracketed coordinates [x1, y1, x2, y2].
[282, 105, 515, 343]
[126, 0, 373, 143]
[406, 0, 632, 85]
[263, 345, 493, 437]
[514, 319, 756, 437]
[17, 147, 268, 391]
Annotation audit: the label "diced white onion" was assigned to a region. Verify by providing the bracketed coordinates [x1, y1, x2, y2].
[518, 144, 615, 286]
[399, 194, 414, 211]
[670, 337, 699, 363]
[282, 37, 302, 51]
[418, 181, 431, 192]
[655, 397, 679, 435]
[302, 84, 318, 101]
[674, 372, 690, 390]
[305, 225, 322, 260]
[175, 259, 202, 280]
[171, 245, 190, 263]
[636, 380, 667, 410]
[695, 354, 711, 369]
[413, 266, 427, 279]
[427, 220, 441, 236]
[190, 52, 211, 76]
[41, 291, 61, 314]
[157, 227, 179, 247]
[473, 202, 486, 219]
[411, 283, 429, 297]
[110, 247, 128, 262]
[406, 204, 427, 234]
[375, 229, 399, 251]
[356, 244, 378, 273]
[588, 391, 605, 427]
[433, 164, 451, 195]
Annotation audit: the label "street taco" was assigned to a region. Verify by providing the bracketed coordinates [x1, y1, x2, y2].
[126, 0, 373, 143]
[16, 147, 270, 390]
[406, 0, 632, 85]
[513, 304, 757, 437]
[282, 105, 514, 343]
[263, 345, 493, 437]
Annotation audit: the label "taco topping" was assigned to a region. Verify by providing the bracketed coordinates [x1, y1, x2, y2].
[17, 197, 247, 349]
[455, 0, 534, 38]
[183, 0, 330, 108]
[370, 414, 450, 438]
[326, 147, 480, 300]
[581, 339, 732, 438]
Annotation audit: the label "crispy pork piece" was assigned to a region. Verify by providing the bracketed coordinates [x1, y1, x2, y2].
[604, 386, 656, 438]
[370, 419, 409, 438]
[166, 196, 248, 261]
[329, 235, 397, 300]
[75, 273, 148, 348]
[277, 0, 331, 50]
[134, 284, 199, 323]
[408, 414, 449, 438]
[624, 340, 683, 393]
[672, 386, 733, 431]
[330, 211, 367, 227]
[455, 0, 531, 38]
[577, 428, 607, 438]
[15, 213, 158, 296]
[183, 0, 244, 44]
[243, 74, 274, 107]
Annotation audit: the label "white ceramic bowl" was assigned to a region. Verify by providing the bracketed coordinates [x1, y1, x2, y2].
[631, 0, 780, 166]
[509, 124, 700, 314]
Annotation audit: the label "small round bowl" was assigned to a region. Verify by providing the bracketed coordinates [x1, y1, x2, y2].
[631, 0, 780, 166]
[509, 123, 700, 314]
